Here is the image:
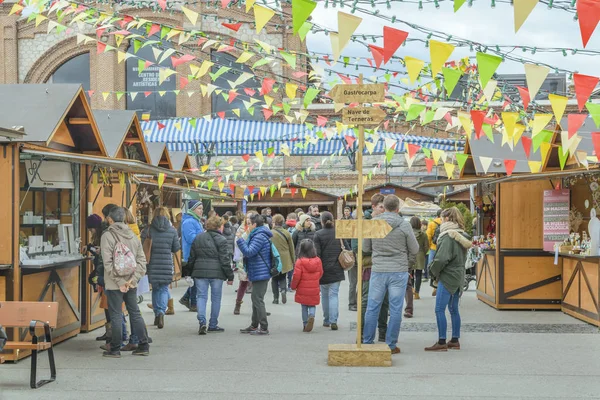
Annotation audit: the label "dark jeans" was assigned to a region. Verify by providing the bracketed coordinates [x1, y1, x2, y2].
[361, 278, 388, 336]
[106, 289, 148, 351]
[236, 280, 249, 303]
[414, 269, 423, 294]
[181, 286, 197, 307]
[286, 269, 294, 289]
[348, 264, 358, 307]
[250, 280, 269, 330]
[271, 273, 287, 300]
[405, 271, 414, 315]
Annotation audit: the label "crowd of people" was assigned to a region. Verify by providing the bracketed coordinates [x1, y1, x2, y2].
[85, 196, 471, 358]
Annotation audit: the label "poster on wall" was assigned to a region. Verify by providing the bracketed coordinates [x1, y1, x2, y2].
[543, 189, 570, 251]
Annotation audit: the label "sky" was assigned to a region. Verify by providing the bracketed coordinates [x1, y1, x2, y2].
[305, 1, 600, 88]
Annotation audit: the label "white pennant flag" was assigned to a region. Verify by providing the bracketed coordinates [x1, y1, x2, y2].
[479, 156, 494, 174]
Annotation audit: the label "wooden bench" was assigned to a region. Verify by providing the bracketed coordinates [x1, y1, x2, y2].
[0, 302, 58, 389]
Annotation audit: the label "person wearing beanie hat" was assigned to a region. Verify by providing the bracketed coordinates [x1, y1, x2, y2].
[180, 200, 204, 311]
[87, 214, 103, 231]
[292, 214, 316, 251]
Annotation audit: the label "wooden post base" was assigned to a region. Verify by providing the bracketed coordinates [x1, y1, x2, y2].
[328, 344, 392, 367]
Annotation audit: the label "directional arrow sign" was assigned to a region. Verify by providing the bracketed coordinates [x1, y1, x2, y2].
[329, 83, 385, 103]
[335, 219, 393, 239]
[342, 107, 386, 126]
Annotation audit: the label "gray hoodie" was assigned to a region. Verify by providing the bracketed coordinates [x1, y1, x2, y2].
[364, 212, 419, 273]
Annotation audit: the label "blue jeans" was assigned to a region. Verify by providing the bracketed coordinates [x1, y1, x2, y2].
[363, 271, 409, 350]
[426, 250, 436, 278]
[320, 281, 340, 325]
[182, 286, 197, 307]
[152, 283, 170, 317]
[435, 281, 461, 340]
[301, 305, 316, 326]
[195, 278, 223, 329]
[121, 314, 128, 342]
[287, 269, 294, 289]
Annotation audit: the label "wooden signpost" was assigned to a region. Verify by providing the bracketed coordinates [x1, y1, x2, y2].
[328, 77, 392, 367]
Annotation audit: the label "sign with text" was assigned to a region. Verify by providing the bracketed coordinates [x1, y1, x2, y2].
[342, 107, 386, 126]
[330, 84, 385, 103]
[543, 189, 570, 251]
[335, 219, 392, 239]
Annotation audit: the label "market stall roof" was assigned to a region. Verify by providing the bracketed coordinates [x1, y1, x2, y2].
[0, 84, 107, 155]
[132, 177, 235, 200]
[168, 150, 192, 171]
[344, 183, 434, 202]
[146, 142, 173, 169]
[0, 126, 26, 140]
[492, 166, 600, 184]
[92, 110, 150, 163]
[142, 118, 464, 156]
[414, 175, 500, 189]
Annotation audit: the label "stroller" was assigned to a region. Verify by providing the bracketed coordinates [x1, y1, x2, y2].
[464, 247, 481, 291]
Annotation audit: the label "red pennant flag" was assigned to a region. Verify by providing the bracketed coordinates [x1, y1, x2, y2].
[171, 54, 195, 68]
[148, 24, 160, 37]
[222, 22, 242, 32]
[292, 71, 308, 79]
[221, 0, 231, 7]
[260, 78, 276, 96]
[592, 132, 600, 157]
[568, 113, 588, 138]
[144, 92, 152, 97]
[407, 143, 420, 158]
[180, 76, 189, 90]
[229, 184, 235, 194]
[257, 191, 262, 200]
[345, 135, 356, 149]
[577, 0, 600, 48]
[290, 188, 297, 197]
[217, 111, 226, 120]
[337, 73, 352, 84]
[242, 154, 250, 162]
[573, 73, 599, 111]
[285, 177, 291, 187]
[516, 86, 530, 110]
[244, 88, 256, 96]
[96, 27, 106, 39]
[262, 108, 273, 120]
[96, 42, 106, 54]
[316, 116, 328, 127]
[366, 58, 373, 68]
[228, 90, 239, 104]
[157, 0, 166, 11]
[383, 27, 408, 64]
[504, 160, 517, 176]
[521, 136, 532, 159]
[369, 45, 385, 69]
[470, 110, 486, 140]
[425, 158, 435, 173]
[87, 90, 95, 97]
[383, 120, 390, 130]
[157, 122, 166, 130]
[443, 112, 453, 125]
[247, 186, 254, 195]
[197, 37, 208, 47]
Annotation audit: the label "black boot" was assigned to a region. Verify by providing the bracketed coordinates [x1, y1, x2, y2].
[96, 322, 111, 341]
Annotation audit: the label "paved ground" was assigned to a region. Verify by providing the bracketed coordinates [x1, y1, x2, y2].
[1, 278, 599, 399]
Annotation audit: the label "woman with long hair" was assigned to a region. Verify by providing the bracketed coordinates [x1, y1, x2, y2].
[313, 211, 344, 330]
[233, 210, 258, 315]
[270, 214, 295, 304]
[425, 207, 472, 352]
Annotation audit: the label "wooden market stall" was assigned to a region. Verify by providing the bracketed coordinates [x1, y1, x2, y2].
[344, 183, 439, 217]
[245, 183, 339, 218]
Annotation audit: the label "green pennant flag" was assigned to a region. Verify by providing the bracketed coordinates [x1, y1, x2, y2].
[115, 92, 124, 101]
[270, 185, 276, 196]
[586, 102, 600, 128]
[476, 52, 503, 89]
[233, 172, 239, 180]
[133, 39, 142, 54]
[280, 51, 297, 69]
[252, 58, 271, 69]
[406, 104, 426, 121]
[454, 0, 466, 12]
[207, 180, 214, 191]
[272, 105, 282, 115]
[532, 129, 554, 152]
[385, 147, 395, 163]
[384, 73, 392, 83]
[301, 171, 306, 180]
[282, 102, 291, 115]
[189, 118, 198, 128]
[292, 0, 317, 34]
[138, 59, 146, 75]
[209, 66, 231, 82]
[298, 22, 312, 42]
[558, 145, 568, 170]
[305, 122, 315, 130]
[456, 153, 468, 171]
[482, 124, 495, 143]
[160, 26, 171, 39]
[303, 87, 320, 108]
[247, 107, 255, 116]
[316, 130, 324, 139]
[422, 148, 431, 158]
[442, 67, 462, 96]
[422, 110, 435, 126]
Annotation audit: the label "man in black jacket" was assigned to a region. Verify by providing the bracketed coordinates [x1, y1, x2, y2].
[309, 205, 322, 231]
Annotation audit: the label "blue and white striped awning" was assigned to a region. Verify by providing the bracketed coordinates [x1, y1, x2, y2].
[142, 119, 464, 156]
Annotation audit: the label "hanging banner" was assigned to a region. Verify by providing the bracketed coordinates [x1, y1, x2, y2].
[543, 189, 570, 252]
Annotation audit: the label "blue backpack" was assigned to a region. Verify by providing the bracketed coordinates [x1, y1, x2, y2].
[269, 242, 283, 277]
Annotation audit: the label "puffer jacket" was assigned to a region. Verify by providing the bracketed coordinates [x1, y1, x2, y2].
[311, 215, 323, 231]
[237, 226, 273, 282]
[271, 227, 295, 274]
[412, 228, 430, 271]
[100, 222, 146, 290]
[292, 222, 316, 249]
[181, 212, 204, 261]
[222, 222, 235, 253]
[364, 212, 419, 274]
[313, 225, 345, 285]
[291, 257, 323, 306]
[188, 230, 234, 281]
[141, 216, 180, 286]
[430, 222, 472, 295]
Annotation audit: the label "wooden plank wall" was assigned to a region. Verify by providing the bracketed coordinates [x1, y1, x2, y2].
[0, 145, 17, 265]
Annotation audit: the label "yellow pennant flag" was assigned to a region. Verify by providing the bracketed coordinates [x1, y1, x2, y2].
[334, 103, 345, 112]
[432, 149, 446, 164]
[405, 153, 416, 169]
[540, 142, 551, 163]
[457, 111, 472, 137]
[246, 0, 256, 12]
[158, 173, 165, 189]
[117, 51, 128, 64]
[255, 150, 264, 164]
[404, 56, 425, 84]
[549, 94, 568, 124]
[235, 51, 254, 64]
[301, 188, 308, 198]
[528, 160, 542, 173]
[429, 40, 455, 78]
[513, 124, 526, 145]
[286, 83, 298, 99]
[35, 14, 48, 27]
[532, 114, 553, 137]
[280, 188, 287, 197]
[482, 80, 498, 103]
[92, 172, 98, 188]
[254, 5, 275, 34]
[338, 12, 362, 55]
[330, 32, 341, 62]
[260, 187, 267, 196]
[232, 109, 241, 118]
[181, 6, 199, 25]
[514, 0, 538, 32]
[115, 34, 125, 48]
[524, 63, 549, 100]
[501, 112, 519, 138]
[444, 162, 455, 178]
[159, 68, 177, 85]
[218, 182, 225, 192]
[281, 144, 291, 157]
[365, 141, 375, 154]
[201, 165, 210, 173]
[263, 95, 274, 108]
[196, 60, 214, 78]
[102, 92, 110, 101]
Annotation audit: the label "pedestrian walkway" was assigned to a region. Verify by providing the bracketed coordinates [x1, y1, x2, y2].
[1, 280, 598, 399]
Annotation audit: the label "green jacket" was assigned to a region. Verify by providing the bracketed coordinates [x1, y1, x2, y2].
[429, 228, 471, 294]
[411, 229, 429, 271]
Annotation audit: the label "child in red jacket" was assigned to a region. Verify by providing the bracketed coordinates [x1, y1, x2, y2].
[291, 239, 324, 332]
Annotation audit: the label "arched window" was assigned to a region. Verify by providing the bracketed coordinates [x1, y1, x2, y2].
[47, 53, 91, 91]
